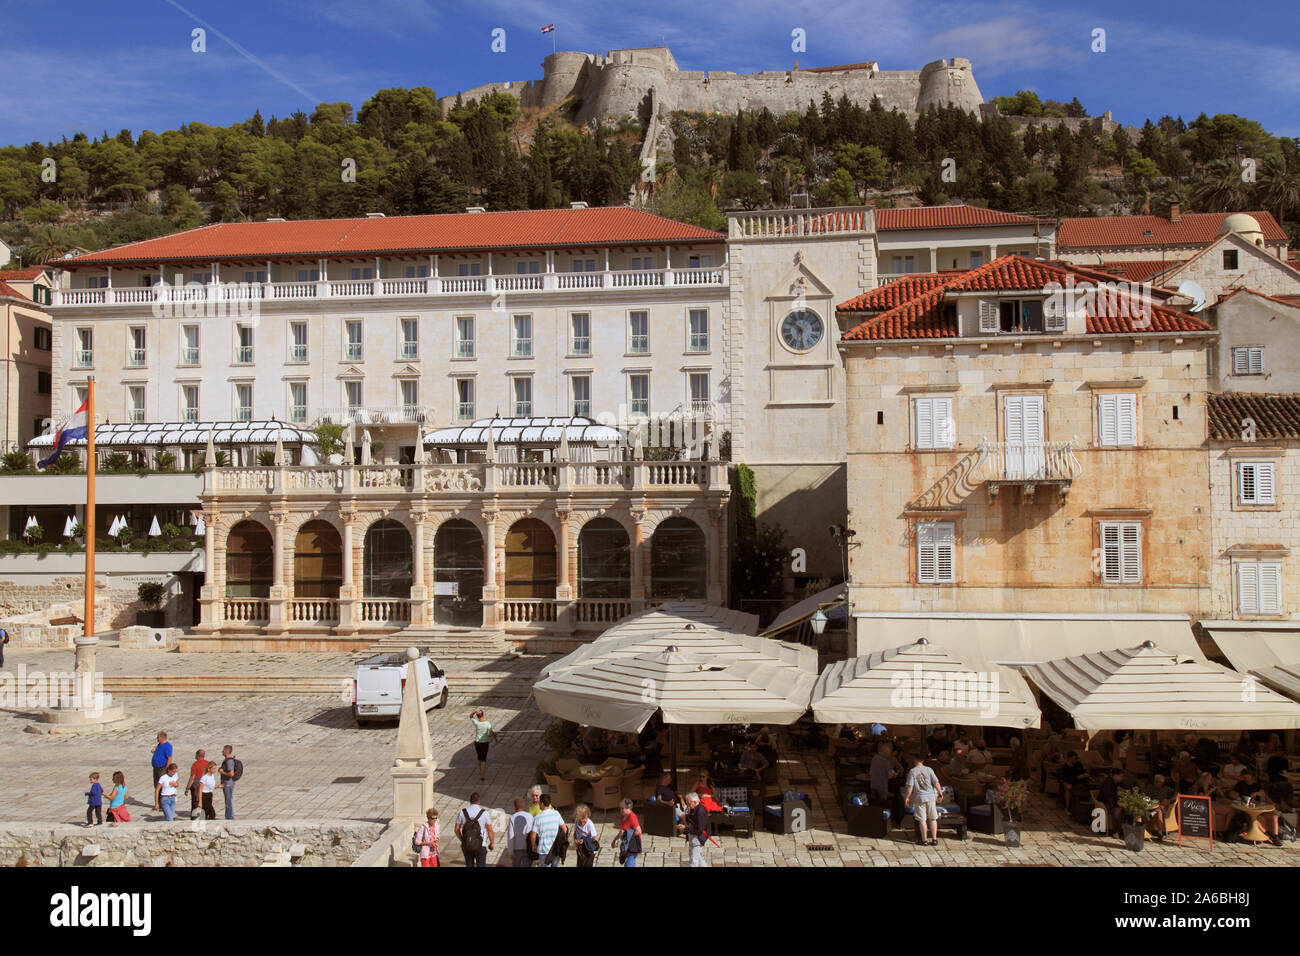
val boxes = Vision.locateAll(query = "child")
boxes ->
[85,772,103,826]
[106,772,129,825]
[199,762,218,820]
[417,808,439,867]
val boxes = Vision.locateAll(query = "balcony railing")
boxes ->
[456,340,475,359]
[128,408,146,423]
[358,598,411,625]
[513,340,532,357]
[318,404,431,425]
[224,597,269,623]
[75,350,93,368]
[235,406,253,422]
[571,336,590,355]
[345,343,363,361]
[128,348,146,366]
[289,405,308,424]
[400,342,419,360]
[501,599,558,624]
[728,206,872,240]
[52,267,729,309]
[290,344,308,362]
[291,598,339,624]
[456,403,474,420]
[235,346,253,364]
[182,347,200,365]
[688,334,709,352]
[630,335,649,353]
[183,408,200,423]
[977,440,1082,494]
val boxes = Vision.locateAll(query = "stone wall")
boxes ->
[0,821,384,867]
[0,576,143,634]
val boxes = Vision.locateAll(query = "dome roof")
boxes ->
[1218,213,1264,237]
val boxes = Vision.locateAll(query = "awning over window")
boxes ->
[1199,622,1300,673]
[851,613,1204,666]
[28,421,312,449]
[424,416,623,447]
[762,584,847,638]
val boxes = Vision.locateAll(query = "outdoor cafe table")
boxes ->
[1232,802,1276,844]
[575,764,618,782]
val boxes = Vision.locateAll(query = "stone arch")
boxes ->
[363,518,413,598]
[650,514,707,600]
[577,516,631,599]
[433,518,485,627]
[492,508,560,550]
[225,518,273,598]
[503,516,557,599]
[293,519,343,598]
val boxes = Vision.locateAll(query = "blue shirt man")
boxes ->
[151,732,173,784]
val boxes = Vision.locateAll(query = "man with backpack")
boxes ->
[219,745,242,820]
[454,792,494,866]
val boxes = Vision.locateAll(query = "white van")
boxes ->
[353,653,449,725]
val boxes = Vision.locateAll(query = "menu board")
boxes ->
[1177,794,1213,846]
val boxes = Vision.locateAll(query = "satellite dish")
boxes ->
[1177,280,1208,312]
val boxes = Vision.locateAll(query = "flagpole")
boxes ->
[84,377,94,639]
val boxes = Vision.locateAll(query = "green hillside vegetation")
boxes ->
[1,85,1297,264]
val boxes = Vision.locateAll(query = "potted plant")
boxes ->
[1,450,32,473]
[136,581,167,627]
[313,422,345,464]
[1117,787,1156,852]
[154,451,176,472]
[257,450,277,467]
[995,777,1029,847]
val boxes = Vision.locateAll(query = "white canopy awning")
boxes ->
[533,645,816,732]
[1251,663,1300,704]
[762,584,847,638]
[852,613,1204,666]
[811,639,1041,728]
[542,625,815,679]
[424,416,623,446]
[1023,642,1300,731]
[1199,621,1300,673]
[28,421,312,449]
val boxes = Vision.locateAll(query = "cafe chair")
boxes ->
[556,758,581,778]
[640,798,677,838]
[967,802,1006,836]
[544,774,576,809]
[591,778,624,817]
[844,795,891,838]
[620,768,645,800]
[603,757,630,775]
[762,790,812,834]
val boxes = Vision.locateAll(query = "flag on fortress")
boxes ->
[541,23,554,33]
[38,399,88,469]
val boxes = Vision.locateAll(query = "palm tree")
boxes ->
[1259,155,1300,231]
[27,226,68,264]
[1193,158,1252,212]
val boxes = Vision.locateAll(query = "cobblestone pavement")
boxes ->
[1,666,1297,865]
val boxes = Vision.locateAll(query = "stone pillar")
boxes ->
[267,511,289,634]
[198,510,219,630]
[391,651,436,824]
[337,509,358,634]
[929,245,940,271]
[409,511,427,628]
[481,507,499,630]
[555,506,573,633]
[630,507,647,611]
[706,504,724,605]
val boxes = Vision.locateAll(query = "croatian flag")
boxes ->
[38,399,88,469]
[541,23,554,33]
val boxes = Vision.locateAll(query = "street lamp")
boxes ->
[809,608,828,636]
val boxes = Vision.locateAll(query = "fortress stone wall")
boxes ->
[439,47,984,123]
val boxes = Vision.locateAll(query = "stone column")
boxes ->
[391,651,436,823]
[481,507,499,630]
[409,510,427,628]
[337,509,358,635]
[630,507,646,611]
[266,510,289,634]
[555,506,573,633]
[198,510,219,631]
[706,504,724,605]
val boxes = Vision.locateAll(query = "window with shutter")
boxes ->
[915,397,953,450]
[1259,563,1283,614]
[917,522,955,584]
[1044,297,1067,332]
[1098,393,1137,446]
[978,300,998,333]
[1100,522,1141,584]
[1238,562,1260,614]
[1238,462,1276,505]
[1233,346,1265,375]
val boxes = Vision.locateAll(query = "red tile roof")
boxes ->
[58,207,725,267]
[1102,259,1185,283]
[1216,288,1300,310]
[875,204,1043,231]
[1208,394,1300,441]
[0,281,30,301]
[837,273,953,312]
[0,266,48,280]
[839,255,1213,340]
[1058,211,1287,249]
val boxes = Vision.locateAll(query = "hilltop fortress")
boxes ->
[438,47,984,124]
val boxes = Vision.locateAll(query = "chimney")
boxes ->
[569,201,588,210]
[465,206,486,214]
[1169,203,1181,223]
[366,212,385,218]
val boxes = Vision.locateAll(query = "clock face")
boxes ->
[781,309,824,352]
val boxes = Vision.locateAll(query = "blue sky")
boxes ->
[2,0,1297,145]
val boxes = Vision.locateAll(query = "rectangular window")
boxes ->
[515,261,540,274]
[127,386,145,423]
[87,276,109,289]
[1238,561,1284,615]
[1223,249,1240,270]
[400,319,419,359]
[235,384,253,422]
[999,299,1044,334]
[244,270,267,283]
[1237,461,1277,505]
[512,314,532,357]
[914,397,954,450]
[344,320,363,361]
[182,385,199,423]
[290,322,308,362]
[629,311,649,353]
[687,255,714,269]
[630,374,649,417]
[126,327,146,367]
[514,377,533,417]
[349,267,374,280]
[289,383,307,424]
[457,263,482,277]
[571,259,597,272]
[296,269,321,282]
[404,265,429,278]
[189,273,209,285]
[400,379,419,416]
[630,256,654,271]
[571,313,591,355]
[38,370,51,394]
[456,379,474,420]
[75,328,93,367]
[969,251,984,268]
[345,381,363,413]
[1099,522,1142,584]
[688,309,709,352]
[181,325,199,365]
[689,372,710,412]
[33,327,51,350]
[916,521,955,584]
[1097,393,1138,447]
[1232,346,1265,375]
[235,325,253,364]
[455,316,475,358]
[571,375,591,418]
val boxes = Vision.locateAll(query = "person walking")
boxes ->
[573,805,599,867]
[150,731,173,787]
[469,710,500,782]
[454,792,493,867]
[154,763,179,821]
[218,745,238,820]
[84,772,104,827]
[185,749,207,818]
[869,742,897,805]
[105,772,129,825]
[508,796,535,867]
[678,792,710,867]
[526,785,543,815]
[613,798,643,867]
[904,754,942,847]
[0,625,9,668]
[198,762,218,820]
[416,808,440,867]
[531,794,567,867]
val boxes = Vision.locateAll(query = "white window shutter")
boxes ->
[1116,394,1137,446]
[935,522,955,582]
[1233,348,1248,375]
[935,397,953,448]
[1005,396,1024,443]
[978,300,998,333]
[1120,524,1141,583]
[917,524,936,582]
[1250,347,1264,374]
[1238,563,1260,615]
[1101,524,1120,582]
[1023,396,1044,442]
[1258,462,1276,504]
[1239,463,1258,504]
[1044,297,1067,332]
[916,399,934,449]
[1098,394,1118,446]
[1260,563,1283,614]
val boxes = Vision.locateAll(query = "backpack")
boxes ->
[230,758,244,782]
[460,807,486,857]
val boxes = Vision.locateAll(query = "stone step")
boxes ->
[102,673,536,697]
